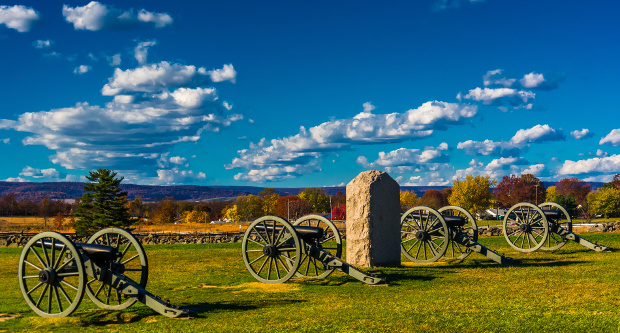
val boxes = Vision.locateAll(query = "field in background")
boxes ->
[0,217,347,234]
[1,234,620,332]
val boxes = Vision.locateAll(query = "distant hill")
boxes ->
[0,181,606,202]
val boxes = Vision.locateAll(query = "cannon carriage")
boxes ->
[401,205,518,265]
[502,202,611,253]
[18,227,188,318]
[242,215,385,285]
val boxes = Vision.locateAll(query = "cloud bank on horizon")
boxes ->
[1,1,619,186]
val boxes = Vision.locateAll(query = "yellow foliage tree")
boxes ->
[262,193,279,215]
[184,210,208,223]
[448,175,497,215]
[225,205,241,224]
[546,186,558,203]
[400,190,419,210]
[590,186,620,219]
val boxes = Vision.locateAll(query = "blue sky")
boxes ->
[1,0,619,187]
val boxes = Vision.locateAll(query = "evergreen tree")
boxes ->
[74,169,133,236]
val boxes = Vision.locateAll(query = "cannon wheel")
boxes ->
[292,215,342,279]
[242,216,302,284]
[401,206,450,263]
[502,202,549,252]
[438,205,478,260]
[85,227,148,310]
[538,202,572,251]
[18,232,86,318]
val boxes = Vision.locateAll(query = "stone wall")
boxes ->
[0,232,245,247]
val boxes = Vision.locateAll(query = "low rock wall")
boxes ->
[0,232,246,247]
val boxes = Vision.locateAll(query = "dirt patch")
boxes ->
[0,313,20,322]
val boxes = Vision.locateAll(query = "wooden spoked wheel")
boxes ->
[85,227,148,310]
[538,202,572,251]
[502,203,549,252]
[401,206,450,263]
[438,205,478,260]
[292,215,342,279]
[18,232,86,318]
[242,216,301,284]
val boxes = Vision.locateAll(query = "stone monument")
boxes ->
[346,170,400,267]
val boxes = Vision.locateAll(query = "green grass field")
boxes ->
[2,234,620,332]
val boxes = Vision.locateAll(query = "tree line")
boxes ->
[3,168,620,236]
[399,173,620,221]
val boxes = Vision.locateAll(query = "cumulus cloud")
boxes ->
[600,129,620,146]
[19,166,60,179]
[454,157,529,180]
[357,143,449,173]
[229,101,477,182]
[101,61,214,95]
[2,138,9,144]
[458,124,565,157]
[206,64,237,83]
[571,128,593,140]
[134,40,157,65]
[62,1,172,31]
[519,72,545,88]
[461,69,563,111]
[33,39,53,49]
[73,65,92,74]
[558,154,620,176]
[0,5,39,32]
[0,60,242,184]
[463,87,534,111]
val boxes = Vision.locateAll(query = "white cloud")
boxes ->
[207,64,237,83]
[600,129,620,146]
[0,60,242,184]
[229,101,477,182]
[596,149,608,158]
[463,87,535,110]
[454,157,529,180]
[483,69,515,87]
[558,154,620,176]
[73,65,92,74]
[62,1,172,31]
[33,39,53,49]
[571,128,593,140]
[519,72,546,88]
[4,177,26,182]
[108,53,121,66]
[522,164,546,176]
[101,61,209,95]
[458,124,565,157]
[0,5,39,32]
[2,138,9,144]
[134,40,157,65]
[357,143,449,171]
[19,166,60,179]
[363,102,376,112]
[510,124,565,145]
[169,156,187,165]
[137,9,173,28]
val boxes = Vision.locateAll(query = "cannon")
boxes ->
[401,205,518,265]
[241,215,385,285]
[502,202,611,253]
[17,227,188,318]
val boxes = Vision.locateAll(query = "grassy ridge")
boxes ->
[2,234,620,332]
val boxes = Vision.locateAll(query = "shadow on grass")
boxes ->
[185,299,306,317]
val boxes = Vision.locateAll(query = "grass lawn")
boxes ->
[1,233,620,332]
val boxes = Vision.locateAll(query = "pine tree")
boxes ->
[74,169,133,236]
